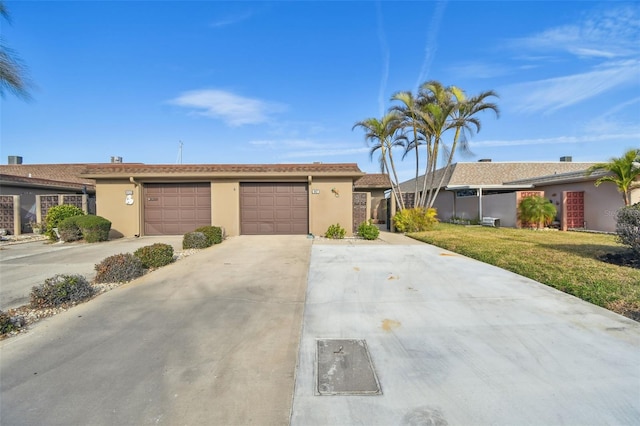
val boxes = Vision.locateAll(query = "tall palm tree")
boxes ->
[427,86,499,208]
[353,112,406,210]
[390,90,423,205]
[0,1,31,99]
[587,148,640,206]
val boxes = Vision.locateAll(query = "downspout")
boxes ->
[307,175,312,236]
[130,177,141,237]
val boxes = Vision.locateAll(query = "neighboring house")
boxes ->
[0,161,96,234]
[80,163,364,238]
[398,159,636,233]
[354,174,391,228]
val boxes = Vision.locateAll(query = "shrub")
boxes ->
[393,207,439,232]
[183,231,209,249]
[325,223,346,239]
[518,195,557,229]
[44,205,85,240]
[75,215,111,243]
[616,203,640,255]
[358,220,380,240]
[57,216,83,242]
[30,274,95,309]
[194,225,223,246]
[94,253,145,283]
[0,310,19,334]
[134,243,174,268]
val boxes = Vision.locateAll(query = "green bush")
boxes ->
[0,310,20,334]
[30,274,95,309]
[194,226,223,246]
[393,207,439,232]
[358,220,380,240]
[616,203,640,255]
[134,243,174,268]
[517,195,557,229]
[57,216,83,242]
[94,253,145,283]
[44,204,85,240]
[183,231,209,249]
[75,215,111,243]
[325,223,346,239]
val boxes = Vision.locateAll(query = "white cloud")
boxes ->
[505,59,639,113]
[513,5,640,59]
[247,138,369,159]
[471,132,640,148]
[170,89,286,126]
[210,11,254,28]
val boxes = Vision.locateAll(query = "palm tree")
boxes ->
[390,90,423,205]
[518,195,557,229]
[587,148,640,206]
[353,111,406,210]
[0,1,31,99]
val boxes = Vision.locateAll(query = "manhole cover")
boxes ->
[316,339,382,396]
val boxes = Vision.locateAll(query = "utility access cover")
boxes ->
[316,339,382,396]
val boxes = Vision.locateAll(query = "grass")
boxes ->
[408,224,640,321]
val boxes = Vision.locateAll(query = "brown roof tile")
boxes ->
[81,163,363,177]
[0,173,95,192]
[354,174,392,189]
[0,164,98,186]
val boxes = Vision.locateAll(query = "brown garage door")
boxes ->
[240,183,308,235]
[144,183,211,235]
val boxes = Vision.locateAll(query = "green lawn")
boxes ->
[408,224,640,321]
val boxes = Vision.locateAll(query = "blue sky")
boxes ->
[2,1,639,182]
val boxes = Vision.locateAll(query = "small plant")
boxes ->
[325,223,346,239]
[393,207,439,232]
[358,220,380,240]
[75,215,111,242]
[183,231,209,249]
[30,274,95,309]
[57,216,83,242]
[94,253,145,283]
[616,203,640,255]
[518,195,557,229]
[134,243,175,268]
[194,225,224,246]
[44,204,85,240]
[0,310,20,334]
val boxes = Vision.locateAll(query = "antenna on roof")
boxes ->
[177,141,183,164]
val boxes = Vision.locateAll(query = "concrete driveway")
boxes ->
[0,235,311,425]
[1,233,639,425]
[0,236,184,310]
[291,241,640,425]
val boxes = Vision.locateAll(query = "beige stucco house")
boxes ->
[80,163,364,238]
[399,160,638,233]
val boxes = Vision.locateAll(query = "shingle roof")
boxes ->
[399,162,598,191]
[0,164,98,187]
[80,163,363,178]
[0,173,94,192]
[354,174,392,189]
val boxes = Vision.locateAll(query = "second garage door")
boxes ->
[144,183,211,235]
[240,183,308,235]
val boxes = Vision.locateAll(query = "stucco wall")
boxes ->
[537,182,623,233]
[95,179,140,238]
[211,180,239,237]
[432,191,455,220]
[309,177,354,236]
[483,192,518,227]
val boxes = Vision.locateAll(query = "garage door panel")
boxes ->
[144,183,211,235]
[240,183,308,235]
